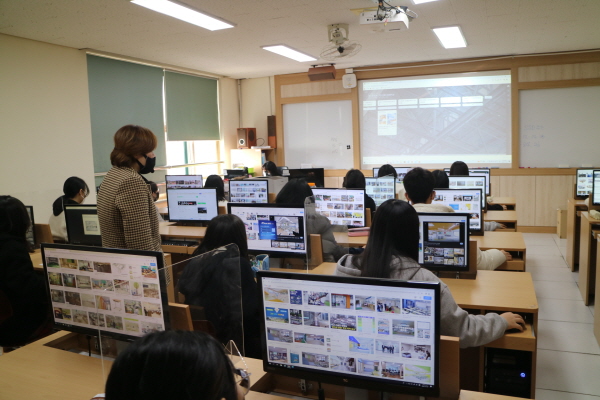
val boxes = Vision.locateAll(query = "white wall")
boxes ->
[240,76,275,146]
[0,34,96,223]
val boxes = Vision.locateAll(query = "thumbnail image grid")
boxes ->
[314,192,365,226]
[234,210,305,252]
[230,182,268,203]
[366,178,395,207]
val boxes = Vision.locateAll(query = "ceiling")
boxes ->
[1,0,599,79]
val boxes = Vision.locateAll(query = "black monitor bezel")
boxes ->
[166,187,219,222]
[575,168,597,199]
[25,205,37,248]
[592,170,600,206]
[64,204,102,247]
[447,175,487,212]
[228,179,270,203]
[256,270,441,397]
[311,187,367,228]
[417,212,471,272]
[227,202,308,258]
[165,174,204,189]
[432,188,484,236]
[41,243,170,343]
[287,168,325,188]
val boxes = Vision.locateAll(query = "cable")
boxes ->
[87,335,92,357]
[317,381,325,400]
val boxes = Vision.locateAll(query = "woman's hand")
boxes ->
[501,312,525,331]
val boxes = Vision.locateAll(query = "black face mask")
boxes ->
[137,156,156,174]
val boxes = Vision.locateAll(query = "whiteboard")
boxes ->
[283,100,353,169]
[520,86,600,168]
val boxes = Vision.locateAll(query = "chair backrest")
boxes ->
[168,302,193,331]
[0,290,14,325]
[34,224,54,245]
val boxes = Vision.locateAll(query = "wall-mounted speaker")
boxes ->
[267,115,277,148]
[237,128,257,148]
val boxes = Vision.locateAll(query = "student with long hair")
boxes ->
[343,169,376,214]
[204,174,227,206]
[335,199,525,348]
[0,195,51,346]
[48,176,90,241]
[449,161,469,176]
[262,161,281,176]
[105,330,246,400]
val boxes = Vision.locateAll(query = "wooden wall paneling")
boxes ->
[280,81,350,98]
[497,176,536,226]
[490,175,500,197]
[324,177,339,188]
[519,62,600,82]
[534,175,575,226]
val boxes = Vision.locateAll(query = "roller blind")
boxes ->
[87,55,166,173]
[164,71,220,141]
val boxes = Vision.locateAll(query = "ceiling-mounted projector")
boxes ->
[360,10,409,32]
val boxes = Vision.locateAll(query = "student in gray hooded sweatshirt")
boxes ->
[335,199,525,348]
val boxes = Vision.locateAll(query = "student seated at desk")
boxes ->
[262,160,282,177]
[147,181,164,222]
[432,169,449,189]
[0,196,52,347]
[404,167,511,270]
[105,330,247,400]
[449,160,507,217]
[48,176,89,242]
[204,174,228,207]
[335,199,525,348]
[343,169,376,214]
[179,214,260,358]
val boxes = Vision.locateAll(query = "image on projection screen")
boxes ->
[359,71,512,168]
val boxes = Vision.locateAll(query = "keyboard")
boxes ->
[161,240,199,247]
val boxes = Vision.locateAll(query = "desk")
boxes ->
[578,212,600,305]
[566,198,588,270]
[484,211,517,232]
[333,231,368,247]
[595,235,600,346]
[488,197,516,210]
[472,232,526,271]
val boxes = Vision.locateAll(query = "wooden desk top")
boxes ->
[488,197,515,205]
[484,210,517,223]
[472,231,525,251]
[568,198,588,208]
[581,211,600,225]
[30,248,43,271]
[333,231,368,247]
[159,223,207,239]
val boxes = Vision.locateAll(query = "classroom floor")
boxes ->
[524,233,599,399]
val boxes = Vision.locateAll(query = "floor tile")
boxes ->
[534,280,582,300]
[537,320,600,354]
[522,234,558,246]
[538,298,594,323]
[590,304,595,316]
[537,349,600,396]
[526,245,564,257]
[535,389,600,400]
[528,266,577,282]
[526,255,569,269]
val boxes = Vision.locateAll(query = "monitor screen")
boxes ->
[288,168,325,188]
[64,205,102,246]
[444,168,490,196]
[447,176,487,210]
[417,212,470,272]
[432,189,483,235]
[576,168,596,197]
[229,180,269,203]
[365,177,397,208]
[593,170,600,206]
[167,188,219,222]
[373,167,413,183]
[312,188,366,227]
[165,175,203,189]
[42,243,170,342]
[227,203,307,257]
[25,205,36,248]
[257,271,440,397]
[225,169,247,179]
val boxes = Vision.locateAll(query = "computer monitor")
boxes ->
[365,177,396,208]
[312,188,366,227]
[444,168,491,196]
[592,170,600,206]
[447,176,487,210]
[257,270,440,397]
[25,205,36,248]
[227,203,307,258]
[167,188,219,223]
[432,189,484,235]
[279,166,290,176]
[417,212,470,272]
[229,179,269,203]
[373,167,414,183]
[576,168,596,198]
[165,174,203,189]
[288,168,325,188]
[225,169,248,179]
[42,243,170,342]
[64,205,102,246]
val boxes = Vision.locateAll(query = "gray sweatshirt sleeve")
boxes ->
[476,248,507,270]
[484,221,500,231]
[440,283,508,348]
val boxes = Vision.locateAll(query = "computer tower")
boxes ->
[237,128,257,148]
[484,348,532,398]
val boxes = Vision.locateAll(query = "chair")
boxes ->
[34,224,53,246]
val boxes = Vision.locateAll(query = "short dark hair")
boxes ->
[449,161,469,176]
[110,125,157,168]
[262,161,281,176]
[147,181,159,194]
[344,169,366,189]
[204,175,225,201]
[63,176,89,198]
[403,167,435,204]
[0,196,32,249]
[377,164,397,179]
[275,178,313,205]
[105,330,237,400]
[352,199,420,278]
[193,214,248,259]
[432,170,449,189]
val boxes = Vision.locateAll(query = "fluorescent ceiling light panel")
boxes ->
[131,0,234,31]
[262,45,317,62]
[433,26,467,48]
[412,0,440,4]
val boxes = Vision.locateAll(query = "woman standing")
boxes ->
[97,125,161,251]
[48,176,89,242]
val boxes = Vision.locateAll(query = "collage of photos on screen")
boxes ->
[166,176,203,189]
[432,193,480,228]
[366,179,396,206]
[576,170,594,196]
[230,182,268,203]
[262,285,434,384]
[45,254,165,337]
[314,193,364,227]
[236,210,305,251]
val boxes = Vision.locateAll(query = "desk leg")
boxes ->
[595,238,600,346]
[578,222,593,305]
[566,204,578,270]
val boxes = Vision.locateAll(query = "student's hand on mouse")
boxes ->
[501,250,512,261]
[501,312,525,331]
